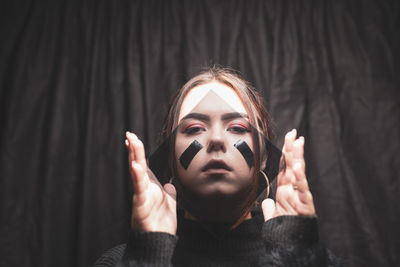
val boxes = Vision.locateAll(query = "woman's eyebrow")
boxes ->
[180,113,210,122]
[180,112,248,123]
[221,112,248,121]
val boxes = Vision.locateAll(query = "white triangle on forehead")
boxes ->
[178,82,247,121]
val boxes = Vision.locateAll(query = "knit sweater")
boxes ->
[94,211,342,267]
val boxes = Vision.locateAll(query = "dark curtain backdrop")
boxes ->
[0,0,399,266]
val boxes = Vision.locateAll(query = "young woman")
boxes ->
[95,67,341,267]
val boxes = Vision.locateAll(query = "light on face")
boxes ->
[178,82,248,122]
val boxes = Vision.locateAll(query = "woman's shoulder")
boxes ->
[93,244,126,267]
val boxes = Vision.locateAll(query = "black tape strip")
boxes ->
[179,140,203,170]
[263,138,282,182]
[234,139,254,168]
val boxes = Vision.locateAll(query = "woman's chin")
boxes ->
[193,183,241,199]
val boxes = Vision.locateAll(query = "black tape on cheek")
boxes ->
[234,139,254,168]
[179,140,203,170]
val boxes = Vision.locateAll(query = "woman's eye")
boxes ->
[183,127,204,135]
[228,125,250,134]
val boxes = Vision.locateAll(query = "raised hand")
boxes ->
[125,132,177,235]
[262,129,315,221]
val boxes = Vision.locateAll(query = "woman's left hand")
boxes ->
[262,129,316,221]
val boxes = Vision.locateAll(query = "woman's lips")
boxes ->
[202,160,232,174]
[203,168,230,174]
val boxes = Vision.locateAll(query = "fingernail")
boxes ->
[287,129,295,138]
[295,137,304,146]
[125,139,129,146]
[130,132,138,140]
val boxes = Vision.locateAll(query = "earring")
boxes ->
[168,177,175,184]
[259,170,270,198]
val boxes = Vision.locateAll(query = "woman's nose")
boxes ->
[206,128,226,153]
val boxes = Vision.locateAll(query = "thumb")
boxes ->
[262,198,276,222]
[164,183,177,200]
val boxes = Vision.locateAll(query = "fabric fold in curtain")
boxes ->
[0,1,399,266]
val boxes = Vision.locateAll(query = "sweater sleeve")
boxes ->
[116,230,178,267]
[259,215,344,267]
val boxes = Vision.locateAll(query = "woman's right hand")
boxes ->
[125,132,177,235]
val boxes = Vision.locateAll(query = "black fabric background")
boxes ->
[0,1,399,266]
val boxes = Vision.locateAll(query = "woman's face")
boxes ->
[174,82,255,200]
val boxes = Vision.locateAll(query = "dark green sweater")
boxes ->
[94,212,342,267]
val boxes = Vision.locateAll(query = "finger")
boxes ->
[292,137,306,187]
[282,129,297,169]
[277,130,295,185]
[292,165,315,215]
[262,198,276,221]
[126,132,138,163]
[126,132,147,170]
[283,129,297,153]
[125,138,129,148]
[277,167,296,186]
[292,136,305,163]
[125,138,134,174]
[131,161,149,196]
[131,136,147,170]
[164,183,177,200]
[293,162,310,194]
[126,133,138,179]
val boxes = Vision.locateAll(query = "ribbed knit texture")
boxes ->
[93,213,342,267]
[172,212,265,266]
[262,215,319,248]
[124,230,178,265]
[94,244,126,267]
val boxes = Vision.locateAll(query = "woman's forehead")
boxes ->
[178,82,247,122]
